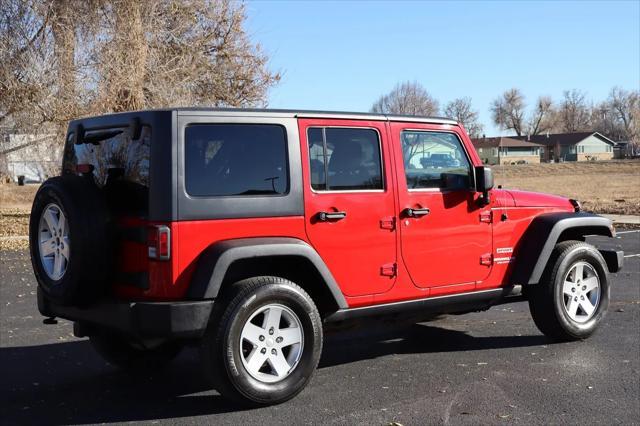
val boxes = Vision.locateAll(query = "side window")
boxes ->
[307,127,383,191]
[401,131,472,190]
[185,124,288,197]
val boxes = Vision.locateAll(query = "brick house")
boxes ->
[514,132,615,162]
[471,137,543,165]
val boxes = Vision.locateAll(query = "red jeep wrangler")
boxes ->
[31,109,623,405]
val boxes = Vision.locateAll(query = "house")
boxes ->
[471,136,543,165]
[0,133,60,183]
[513,132,615,162]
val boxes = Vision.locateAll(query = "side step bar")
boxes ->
[324,286,524,324]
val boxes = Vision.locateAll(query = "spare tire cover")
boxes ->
[29,175,111,305]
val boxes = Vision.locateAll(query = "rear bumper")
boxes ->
[38,288,213,339]
[599,249,624,273]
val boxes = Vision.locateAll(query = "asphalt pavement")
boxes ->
[1,233,639,425]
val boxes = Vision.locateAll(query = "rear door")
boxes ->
[390,122,492,293]
[299,118,397,297]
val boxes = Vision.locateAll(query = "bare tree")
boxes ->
[1,0,281,142]
[0,0,53,129]
[527,96,555,135]
[50,0,78,122]
[558,89,591,133]
[94,0,281,113]
[443,97,483,138]
[490,88,526,136]
[590,101,624,141]
[371,81,439,116]
[608,87,639,144]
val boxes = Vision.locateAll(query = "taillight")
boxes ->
[76,164,94,174]
[148,225,171,260]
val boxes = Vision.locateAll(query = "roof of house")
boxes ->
[471,136,543,148]
[511,132,615,146]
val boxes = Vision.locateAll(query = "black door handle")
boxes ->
[403,207,430,218]
[317,211,347,221]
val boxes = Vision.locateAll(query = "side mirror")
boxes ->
[474,166,494,205]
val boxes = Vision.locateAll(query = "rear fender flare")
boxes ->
[511,212,614,285]
[187,237,348,309]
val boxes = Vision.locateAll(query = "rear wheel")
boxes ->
[528,240,610,341]
[200,276,323,406]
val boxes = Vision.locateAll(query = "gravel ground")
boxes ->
[1,233,639,425]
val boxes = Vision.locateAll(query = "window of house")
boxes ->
[185,124,288,197]
[307,127,383,191]
[401,131,472,190]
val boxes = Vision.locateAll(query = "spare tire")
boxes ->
[29,175,111,305]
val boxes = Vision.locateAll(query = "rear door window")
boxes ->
[185,124,288,197]
[307,127,383,191]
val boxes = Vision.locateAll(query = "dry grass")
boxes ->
[0,184,39,211]
[0,160,638,247]
[494,160,640,215]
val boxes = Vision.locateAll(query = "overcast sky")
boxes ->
[245,0,640,136]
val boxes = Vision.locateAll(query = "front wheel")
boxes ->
[200,276,323,406]
[528,240,610,341]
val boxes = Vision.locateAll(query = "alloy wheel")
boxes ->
[38,203,70,281]
[562,261,600,323]
[239,304,304,383]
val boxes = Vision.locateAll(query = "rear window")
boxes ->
[62,125,151,216]
[308,127,383,191]
[67,125,151,188]
[185,124,289,197]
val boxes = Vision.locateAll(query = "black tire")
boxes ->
[90,331,182,371]
[29,176,111,305]
[528,240,610,342]
[200,276,323,406]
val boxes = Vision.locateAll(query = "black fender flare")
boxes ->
[510,212,615,285]
[186,237,348,309]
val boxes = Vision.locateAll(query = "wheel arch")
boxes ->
[187,237,348,315]
[510,212,615,286]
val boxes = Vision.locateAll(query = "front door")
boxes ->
[299,119,397,297]
[389,123,492,292]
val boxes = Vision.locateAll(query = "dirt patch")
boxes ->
[494,160,640,215]
[1,184,37,250]
[0,210,30,251]
[0,210,30,236]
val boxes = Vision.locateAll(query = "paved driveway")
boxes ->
[1,233,639,425]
